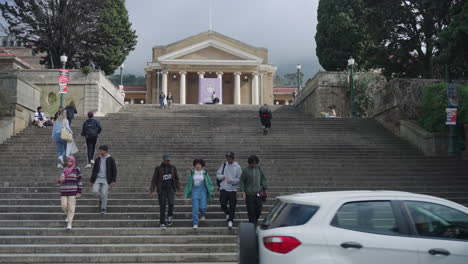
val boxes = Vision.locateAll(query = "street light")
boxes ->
[296,64,302,91]
[348,57,356,118]
[59,55,68,107]
[119,63,124,86]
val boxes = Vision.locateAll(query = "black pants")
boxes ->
[158,188,175,224]
[85,137,98,163]
[261,118,271,129]
[220,190,237,221]
[245,195,263,225]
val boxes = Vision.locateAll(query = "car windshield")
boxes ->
[261,200,319,230]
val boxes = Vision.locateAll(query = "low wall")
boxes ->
[400,120,449,156]
[0,76,40,144]
[294,72,350,117]
[14,69,124,117]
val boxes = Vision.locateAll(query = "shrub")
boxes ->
[82,66,92,75]
[419,83,468,132]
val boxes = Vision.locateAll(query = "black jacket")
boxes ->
[81,118,102,138]
[150,163,180,193]
[90,156,117,184]
[65,106,77,120]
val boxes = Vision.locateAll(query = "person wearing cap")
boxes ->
[150,154,180,228]
[90,145,117,214]
[216,152,241,229]
[81,112,102,168]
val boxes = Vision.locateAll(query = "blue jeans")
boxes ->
[92,182,109,210]
[191,184,208,226]
[56,139,67,159]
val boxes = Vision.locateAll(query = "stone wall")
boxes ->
[0,75,41,144]
[294,72,350,117]
[14,69,124,117]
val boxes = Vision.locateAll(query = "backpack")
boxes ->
[217,162,227,190]
[85,119,99,138]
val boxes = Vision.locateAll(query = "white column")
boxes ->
[216,72,223,104]
[234,72,241,104]
[252,72,259,105]
[162,71,168,104]
[198,71,205,79]
[179,71,186,104]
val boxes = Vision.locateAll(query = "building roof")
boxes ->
[273,87,298,94]
[0,49,36,70]
[120,85,146,92]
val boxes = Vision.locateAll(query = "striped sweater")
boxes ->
[60,167,82,196]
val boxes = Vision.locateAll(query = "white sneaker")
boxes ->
[228,221,233,229]
[200,216,206,221]
[66,222,72,230]
[57,163,63,169]
[65,217,68,222]
[226,214,229,220]
[193,225,198,229]
[58,156,64,164]
[90,160,95,164]
[85,163,91,168]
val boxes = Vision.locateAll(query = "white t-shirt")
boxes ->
[193,171,204,186]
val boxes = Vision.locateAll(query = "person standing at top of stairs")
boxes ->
[150,154,181,228]
[259,104,272,135]
[90,145,117,214]
[159,92,166,108]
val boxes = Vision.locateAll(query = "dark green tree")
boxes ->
[436,1,468,78]
[0,0,137,74]
[94,0,137,75]
[283,72,304,86]
[364,0,463,79]
[108,74,145,86]
[315,0,373,71]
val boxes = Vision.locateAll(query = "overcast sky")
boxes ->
[124,0,322,80]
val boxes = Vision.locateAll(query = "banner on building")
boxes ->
[59,83,68,94]
[58,69,70,83]
[198,78,222,104]
[446,108,457,125]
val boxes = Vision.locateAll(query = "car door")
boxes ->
[326,200,419,264]
[402,200,468,264]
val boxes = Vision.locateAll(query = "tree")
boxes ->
[315,0,374,71]
[365,0,463,79]
[94,0,137,75]
[283,72,304,86]
[436,1,468,78]
[0,0,137,74]
[108,74,145,86]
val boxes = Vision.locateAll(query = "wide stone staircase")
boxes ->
[0,104,466,263]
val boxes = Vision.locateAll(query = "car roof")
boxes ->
[277,190,458,207]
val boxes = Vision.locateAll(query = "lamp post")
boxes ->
[119,63,124,86]
[296,64,302,91]
[348,57,356,118]
[59,54,68,108]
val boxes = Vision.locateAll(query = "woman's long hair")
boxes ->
[57,110,67,121]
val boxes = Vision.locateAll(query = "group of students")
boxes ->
[33,102,77,128]
[150,152,267,229]
[56,149,267,230]
[159,92,174,108]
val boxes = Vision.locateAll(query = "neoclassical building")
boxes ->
[145,31,277,104]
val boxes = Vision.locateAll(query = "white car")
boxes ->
[239,191,468,264]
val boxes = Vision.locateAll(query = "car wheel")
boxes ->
[238,222,259,264]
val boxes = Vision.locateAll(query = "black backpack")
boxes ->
[85,119,99,138]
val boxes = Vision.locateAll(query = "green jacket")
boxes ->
[183,169,215,200]
[240,166,267,195]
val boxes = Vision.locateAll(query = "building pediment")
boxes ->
[158,40,263,66]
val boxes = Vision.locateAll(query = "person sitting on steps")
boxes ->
[321,106,337,118]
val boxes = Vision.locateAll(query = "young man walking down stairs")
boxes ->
[150,154,180,228]
[240,155,267,225]
[90,145,117,214]
[216,152,242,229]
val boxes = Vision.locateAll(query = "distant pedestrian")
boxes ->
[33,106,52,127]
[65,101,78,125]
[81,112,102,168]
[167,93,173,108]
[184,159,214,229]
[53,106,64,122]
[240,155,267,225]
[57,155,82,230]
[52,110,73,168]
[212,91,219,104]
[259,104,272,135]
[150,154,181,228]
[159,92,166,108]
[292,91,297,104]
[216,152,241,229]
[90,145,117,214]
